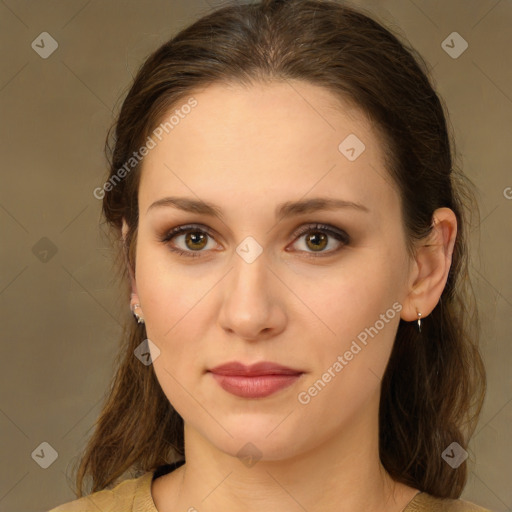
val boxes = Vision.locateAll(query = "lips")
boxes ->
[208,361,303,376]
[208,361,304,398]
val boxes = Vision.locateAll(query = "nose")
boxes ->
[217,252,287,341]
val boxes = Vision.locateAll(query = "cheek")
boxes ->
[295,263,400,397]
[133,259,199,391]
[135,244,208,333]
[292,257,398,342]
[296,311,398,429]
[136,254,207,416]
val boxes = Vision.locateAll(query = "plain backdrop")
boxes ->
[0,1,511,511]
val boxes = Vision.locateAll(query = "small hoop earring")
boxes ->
[417,311,422,333]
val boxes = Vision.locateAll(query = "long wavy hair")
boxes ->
[72,0,486,499]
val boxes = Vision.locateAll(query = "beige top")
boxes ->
[48,470,492,512]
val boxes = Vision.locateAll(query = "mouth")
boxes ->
[207,361,304,398]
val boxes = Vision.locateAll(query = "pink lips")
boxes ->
[208,361,304,399]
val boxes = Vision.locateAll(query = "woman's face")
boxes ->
[130,80,415,460]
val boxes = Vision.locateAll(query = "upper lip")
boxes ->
[208,361,303,376]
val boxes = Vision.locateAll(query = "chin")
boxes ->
[204,421,307,463]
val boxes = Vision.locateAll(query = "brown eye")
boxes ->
[304,231,328,252]
[183,231,208,251]
[161,224,217,258]
[289,223,350,257]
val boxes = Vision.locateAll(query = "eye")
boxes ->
[160,224,218,258]
[160,222,350,259]
[287,223,350,258]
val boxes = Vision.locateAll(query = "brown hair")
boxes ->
[73,0,486,499]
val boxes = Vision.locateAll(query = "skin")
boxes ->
[123,80,457,512]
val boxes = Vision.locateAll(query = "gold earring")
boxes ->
[417,311,422,333]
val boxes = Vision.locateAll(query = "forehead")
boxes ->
[138,80,399,221]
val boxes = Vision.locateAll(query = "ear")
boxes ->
[122,218,139,302]
[400,207,458,322]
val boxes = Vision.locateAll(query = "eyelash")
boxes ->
[160,223,350,259]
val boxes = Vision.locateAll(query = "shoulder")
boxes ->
[405,492,493,511]
[47,471,155,512]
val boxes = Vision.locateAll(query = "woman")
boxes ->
[49,0,489,510]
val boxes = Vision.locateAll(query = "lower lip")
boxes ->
[209,372,303,398]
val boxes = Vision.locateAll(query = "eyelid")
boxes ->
[160,223,216,241]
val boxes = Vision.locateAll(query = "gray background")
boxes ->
[0,0,510,510]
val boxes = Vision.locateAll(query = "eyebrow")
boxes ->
[147,196,370,219]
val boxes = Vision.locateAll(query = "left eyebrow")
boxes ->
[276,197,370,219]
[146,196,370,219]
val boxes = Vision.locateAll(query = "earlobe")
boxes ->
[401,207,457,324]
[130,296,145,324]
